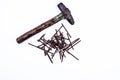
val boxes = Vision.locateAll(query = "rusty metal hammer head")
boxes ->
[58,3,74,25]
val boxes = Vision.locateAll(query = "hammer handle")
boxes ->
[16,13,63,43]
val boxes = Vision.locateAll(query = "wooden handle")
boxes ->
[16,13,63,44]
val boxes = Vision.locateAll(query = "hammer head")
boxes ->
[58,3,75,25]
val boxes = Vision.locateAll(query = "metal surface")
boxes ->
[58,3,74,25]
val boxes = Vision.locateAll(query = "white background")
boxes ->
[1,0,120,80]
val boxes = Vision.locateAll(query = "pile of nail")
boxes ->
[29,24,81,63]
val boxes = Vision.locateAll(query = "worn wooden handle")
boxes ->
[16,13,63,44]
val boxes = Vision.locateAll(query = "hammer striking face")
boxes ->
[16,2,74,44]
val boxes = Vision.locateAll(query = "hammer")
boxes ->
[16,2,74,44]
